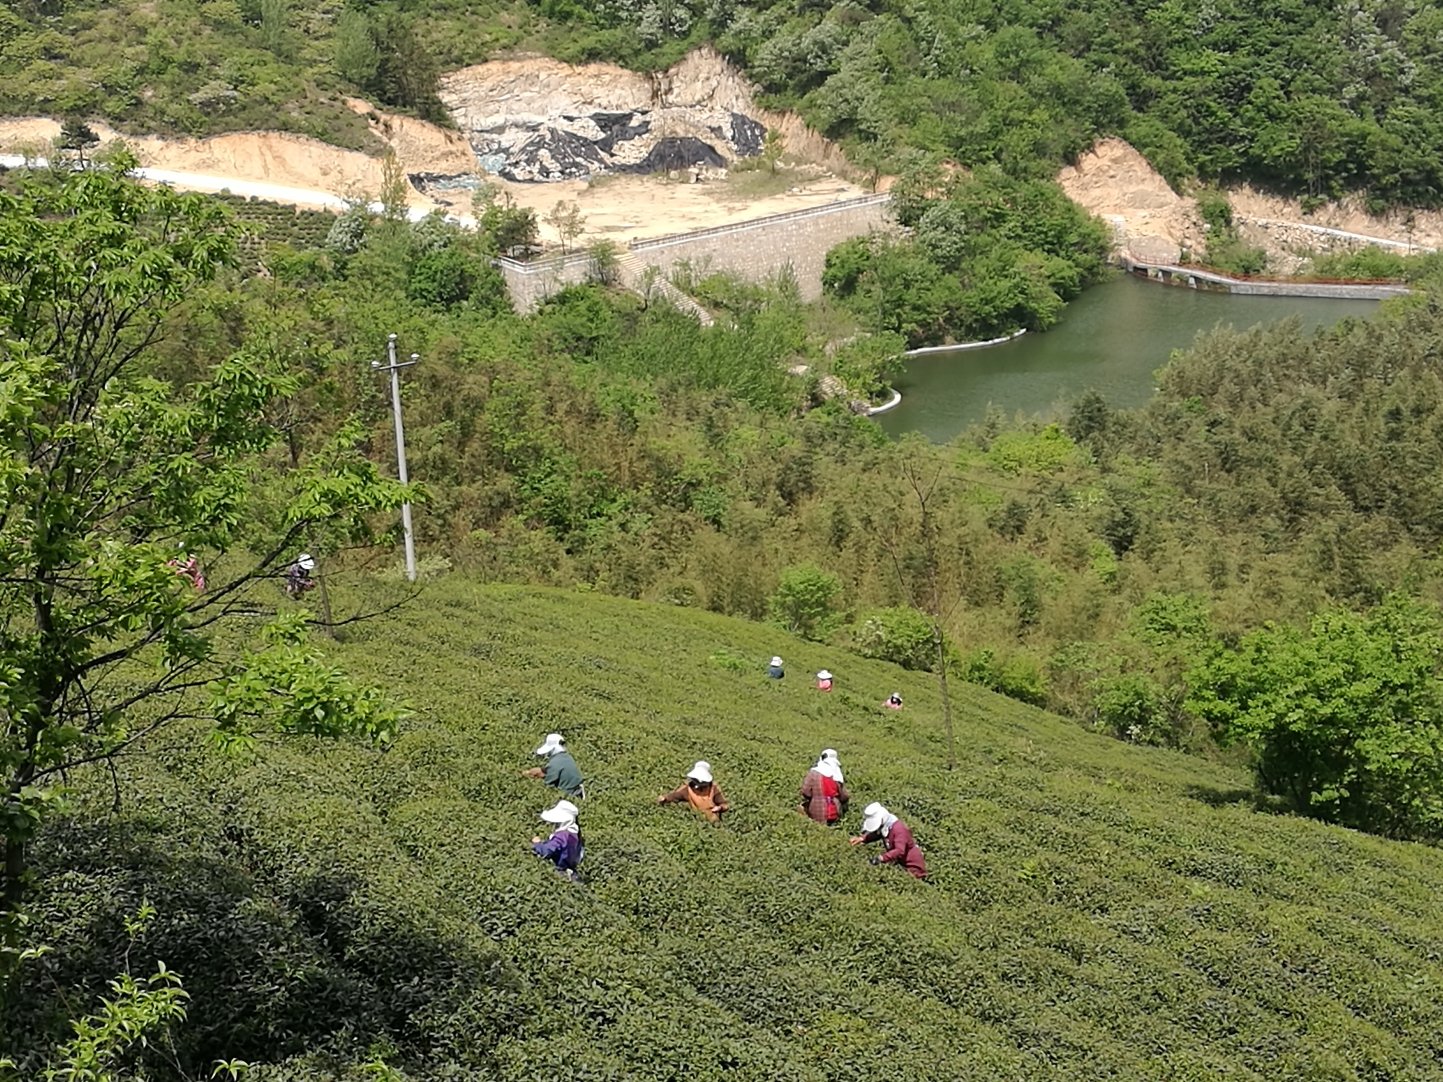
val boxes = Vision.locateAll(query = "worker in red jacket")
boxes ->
[850,801,927,879]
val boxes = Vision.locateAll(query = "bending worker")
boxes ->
[659,760,730,822]
[850,801,927,879]
[798,748,849,826]
[522,732,585,799]
[531,799,583,881]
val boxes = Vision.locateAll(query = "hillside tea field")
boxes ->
[11,582,1443,1080]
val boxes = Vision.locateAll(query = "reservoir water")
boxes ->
[877,273,1384,442]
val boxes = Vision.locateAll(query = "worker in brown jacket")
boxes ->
[797,748,850,826]
[658,760,729,822]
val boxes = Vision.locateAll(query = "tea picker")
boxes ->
[798,748,850,826]
[658,760,730,822]
[523,732,586,800]
[850,802,928,880]
[531,799,584,882]
[285,552,317,599]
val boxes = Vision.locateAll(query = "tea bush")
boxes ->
[6,582,1443,1079]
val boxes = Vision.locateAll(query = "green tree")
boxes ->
[769,564,843,640]
[407,245,476,307]
[546,199,587,253]
[334,9,380,89]
[55,116,98,168]
[258,0,289,58]
[1187,596,1443,839]
[877,444,974,768]
[0,162,406,925]
[371,12,443,121]
[760,127,784,174]
[853,606,936,670]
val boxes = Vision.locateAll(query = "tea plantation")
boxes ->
[11,580,1443,1080]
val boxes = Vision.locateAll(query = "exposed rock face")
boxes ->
[438,49,775,182]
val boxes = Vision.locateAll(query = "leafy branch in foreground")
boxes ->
[0,158,409,927]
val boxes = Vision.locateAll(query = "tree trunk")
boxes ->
[316,559,336,640]
[2,755,37,921]
[934,626,956,771]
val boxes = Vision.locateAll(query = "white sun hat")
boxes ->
[297,553,316,571]
[770,656,784,667]
[540,799,580,824]
[686,760,713,784]
[817,670,833,681]
[860,801,888,834]
[816,748,843,782]
[534,732,566,756]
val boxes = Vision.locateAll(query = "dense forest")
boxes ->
[5,144,1443,1077]
[4,0,1443,207]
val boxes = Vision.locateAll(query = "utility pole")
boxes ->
[373,334,418,582]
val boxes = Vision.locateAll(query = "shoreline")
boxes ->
[903,328,1028,357]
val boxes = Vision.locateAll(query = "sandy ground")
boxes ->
[4,94,1433,259]
[0,116,440,210]
[433,172,867,245]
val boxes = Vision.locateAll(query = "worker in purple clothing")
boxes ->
[531,799,583,881]
[850,801,927,880]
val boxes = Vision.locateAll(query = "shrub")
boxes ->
[768,563,843,640]
[1089,672,1170,745]
[1187,595,1443,839]
[1195,188,1233,232]
[853,606,936,670]
[958,647,1048,706]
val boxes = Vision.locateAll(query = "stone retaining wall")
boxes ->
[495,193,895,312]
[1238,216,1437,257]
[625,194,893,300]
[493,251,597,312]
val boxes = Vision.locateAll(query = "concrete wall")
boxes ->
[494,251,597,313]
[627,194,893,300]
[1123,259,1412,300]
[497,193,895,313]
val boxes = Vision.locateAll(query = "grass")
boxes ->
[715,162,809,202]
[16,578,1443,1079]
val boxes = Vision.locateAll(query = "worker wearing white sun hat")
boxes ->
[850,801,927,879]
[658,759,730,822]
[531,799,584,880]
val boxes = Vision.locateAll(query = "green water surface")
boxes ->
[877,273,1384,442]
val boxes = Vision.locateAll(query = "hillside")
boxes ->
[9,581,1443,1079]
[4,0,1443,206]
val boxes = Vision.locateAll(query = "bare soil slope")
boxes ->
[1059,136,1443,265]
[1056,138,1203,263]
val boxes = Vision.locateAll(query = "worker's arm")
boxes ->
[658,785,688,805]
[879,825,909,864]
[709,783,729,813]
[521,767,544,779]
